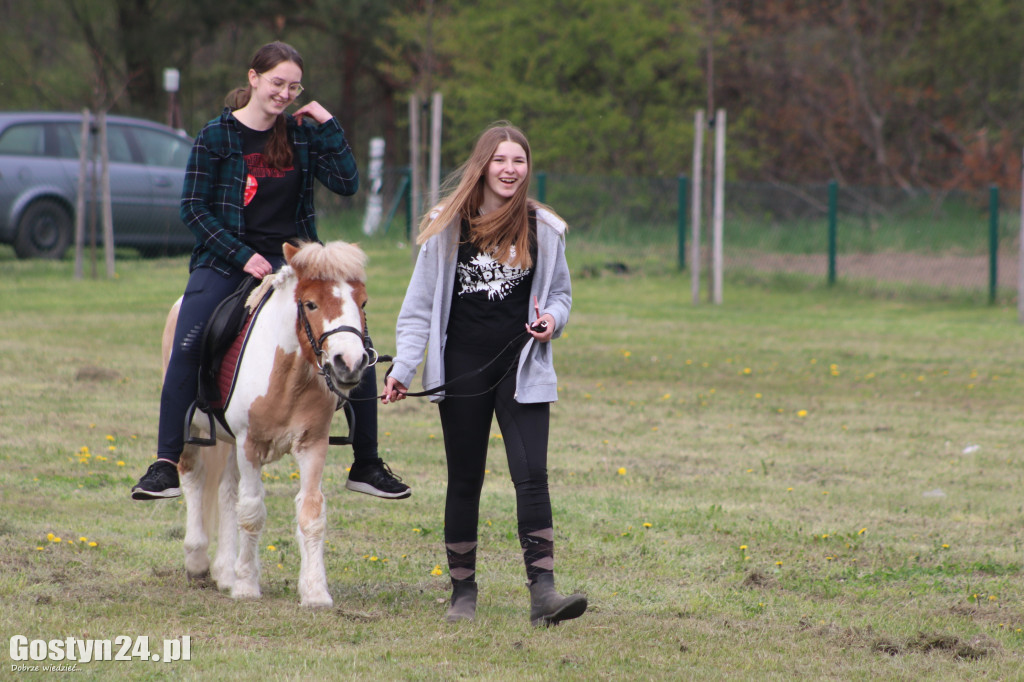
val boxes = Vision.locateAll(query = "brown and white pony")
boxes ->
[163,241,370,607]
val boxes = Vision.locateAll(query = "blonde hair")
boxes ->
[417,122,550,269]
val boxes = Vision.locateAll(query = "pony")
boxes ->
[163,241,371,607]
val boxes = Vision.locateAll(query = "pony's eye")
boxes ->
[305,301,318,311]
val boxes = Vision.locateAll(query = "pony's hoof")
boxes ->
[301,597,334,609]
[231,582,261,600]
[186,570,213,588]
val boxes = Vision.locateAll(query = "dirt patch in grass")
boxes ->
[741,569,778,589]
[870,631,998,660]
[728,250,1019,291]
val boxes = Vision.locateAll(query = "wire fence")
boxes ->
[104,167,1022,303]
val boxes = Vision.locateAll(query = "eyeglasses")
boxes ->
[256,73,304,97]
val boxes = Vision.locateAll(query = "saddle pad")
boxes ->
[211,309,257,411]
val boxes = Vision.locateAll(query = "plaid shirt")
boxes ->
[181,108,359,275]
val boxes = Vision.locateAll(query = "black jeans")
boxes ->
[438,346,552,547]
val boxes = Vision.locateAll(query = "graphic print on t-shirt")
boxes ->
[456,246,530,301]
[243,152,293,207]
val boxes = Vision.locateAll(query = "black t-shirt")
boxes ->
[446,213,538,354]
[238,121,301,257]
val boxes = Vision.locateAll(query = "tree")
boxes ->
[381,0,706,177]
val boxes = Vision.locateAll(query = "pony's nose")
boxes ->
[331,351,368,380]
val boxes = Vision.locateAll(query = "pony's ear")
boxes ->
[283,242,300,264]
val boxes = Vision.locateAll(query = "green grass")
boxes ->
[2,227,1024,679]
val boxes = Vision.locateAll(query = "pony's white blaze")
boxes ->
[171,241,369,609]
[323,280,368,384]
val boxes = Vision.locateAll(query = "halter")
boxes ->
[296,298,379,399]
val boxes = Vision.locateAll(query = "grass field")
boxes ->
[1,227,1024,680]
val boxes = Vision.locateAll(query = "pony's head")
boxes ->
[283,241,370,393]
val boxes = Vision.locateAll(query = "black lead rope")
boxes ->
[345,331,533,402]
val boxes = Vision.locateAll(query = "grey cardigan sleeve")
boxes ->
[390,239,439,389]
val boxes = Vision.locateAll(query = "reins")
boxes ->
[347,331,533,402]
[297,295,534,402]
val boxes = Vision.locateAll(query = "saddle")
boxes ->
[182,275,356,448]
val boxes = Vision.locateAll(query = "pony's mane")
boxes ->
[246,275,276,309]
[288,241,368,283]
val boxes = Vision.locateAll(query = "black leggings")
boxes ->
[438,346,552,547]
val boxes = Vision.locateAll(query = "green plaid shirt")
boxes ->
[181,108,359,275]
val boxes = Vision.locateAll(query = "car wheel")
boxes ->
[14,199,73,259]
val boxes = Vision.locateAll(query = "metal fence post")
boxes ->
[989,185,999,304]
[536,171,547,204]
[678,175,688,271]
[828,180,838,286]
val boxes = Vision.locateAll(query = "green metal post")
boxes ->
[678,175,688,271]
[536,171,547,204]
[989,185,999,304]
[827,180,837,286]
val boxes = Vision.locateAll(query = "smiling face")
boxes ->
[480,140,529,213]
[247,60,303,118]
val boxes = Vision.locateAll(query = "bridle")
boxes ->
[296,298,380,399]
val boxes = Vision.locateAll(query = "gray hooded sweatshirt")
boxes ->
[390,207,571,403]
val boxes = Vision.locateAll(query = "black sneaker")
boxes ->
[346,459,411,499]
[131,461,181,500]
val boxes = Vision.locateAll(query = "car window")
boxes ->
[128,127,191,168]
[106,125,135,164]
[0,123,46,156]
[53,123,84,159]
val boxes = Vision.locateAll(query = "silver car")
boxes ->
[0,111,193,259]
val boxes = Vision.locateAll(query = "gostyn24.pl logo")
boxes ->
[9,635,191,667]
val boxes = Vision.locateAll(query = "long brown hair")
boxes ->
[417,123,542,269]
[224,41,304,170]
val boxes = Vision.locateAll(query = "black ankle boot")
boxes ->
[527,573,587,627]
[446,580,477,622]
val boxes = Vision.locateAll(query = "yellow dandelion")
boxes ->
[661,393,671,400]
[370,556,378,562]
[858,528,867,535]
[822,491,829,496]
[989,595,998,601]
[79,537,88,543]
[106,435,115,442]
[36,546,44,551]
[941,544,949,549]
[88,542,97,548]
[277,563,284,569]
[289,472,300,480]
[642,522,652,528]
[742,368,752,375]
[786,487,794,492]
[754,393,762,399]
[413,528,422,533]
[821,534,829,539]
[621,350,631,358]
[267,545,277,552]
[775,561,783,566]
[46,533,55,541]
[617,467,627,476]
[739,545,748,550]
[384,431,391,436]
[602,439,609,445]
[116,461,125,467]
[797,410,808,418]
[430,565,443,576]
